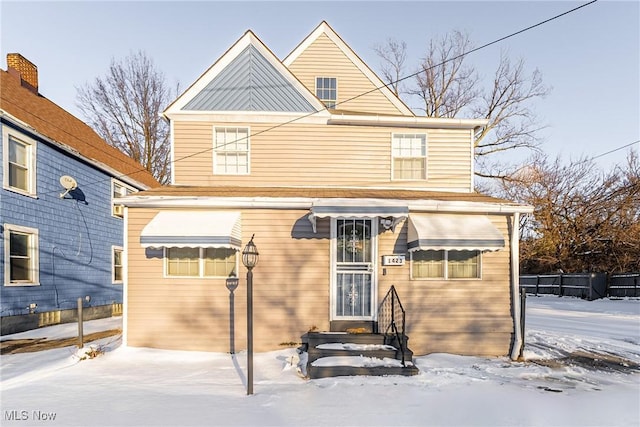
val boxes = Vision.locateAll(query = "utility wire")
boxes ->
[169,0,602,167]
[591,140,639,161]
[32,0,600,196]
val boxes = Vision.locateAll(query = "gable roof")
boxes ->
[165,31,326,116]
[283,21,414,117]
[0,69,159,189]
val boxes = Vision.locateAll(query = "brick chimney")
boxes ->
[7,53,38,94]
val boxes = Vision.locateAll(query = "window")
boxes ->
[204,248,237,277]
[448,250,480,279]
[3,128,37,196]
[4,224,39,286]
[392,134,427,180]
[316,77,337,108]
[166,248,199,277]
[411,250,481,279]
[113,247,124,283]
[412,250,444,279]
[112,179,136,217]
[213,127,250,175]
[166,247,237,278]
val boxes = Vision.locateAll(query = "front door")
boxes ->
[332,218,377,319]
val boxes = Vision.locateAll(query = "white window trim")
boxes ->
[2,127,37,197]
[410,250,482,281]
[212,126,251,176]
[163,247,239,279]
[315,76,338,109]
[111,178,137,218]
[112,245,124,284]
[4,223,40,286]
[391,132,428,181]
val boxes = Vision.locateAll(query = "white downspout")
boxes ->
[509,212,522,360]
[122,206,129,347]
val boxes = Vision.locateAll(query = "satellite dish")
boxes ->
[59,175,78,198]
[60,175,78,190]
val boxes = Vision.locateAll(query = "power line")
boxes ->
[343,0,600,104]
[33,0,600,196]
[591,140,639,161]
[169,0,601,170]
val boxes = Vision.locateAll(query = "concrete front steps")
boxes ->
[300,331,419,379]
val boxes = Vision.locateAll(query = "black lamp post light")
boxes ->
[242,234,259,395]
[225,274,239,354]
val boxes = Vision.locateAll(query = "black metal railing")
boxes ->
[377,285,407,366]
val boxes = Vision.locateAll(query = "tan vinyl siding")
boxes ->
[172,121,472,191]
[127,208,331,352]
[287,34,405,115]
[128,209,514,356]
[377,215,513,356]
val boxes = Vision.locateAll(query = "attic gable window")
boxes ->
[392,133,427,180]
[316,77,337,109]
[213,127,250,175]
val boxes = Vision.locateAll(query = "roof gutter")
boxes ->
[120,194,534,214]
[328,113,489,130]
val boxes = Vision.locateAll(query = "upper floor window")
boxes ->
[3,128,37,196]
[411,249,481,280]
[213,127,250,175]
[4,224,40,286]
[112,179,137,218]
[316,77,337,109]
[392,133,427,180]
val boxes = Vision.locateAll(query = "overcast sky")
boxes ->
[1,1,638,170]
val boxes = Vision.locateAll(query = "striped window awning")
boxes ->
[140,211,242,249]
[407,213,505,252]
[308,200,409,232]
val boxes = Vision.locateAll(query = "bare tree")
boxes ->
[375,31,550,178]
[374,38,408,96]
[77,51,175,184]
[498,152,640,273]
[413,30,480,118]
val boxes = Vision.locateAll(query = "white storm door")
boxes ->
[332,218,377,319]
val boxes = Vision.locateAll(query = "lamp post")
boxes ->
[242,234,259,395]
[225,275,239,354]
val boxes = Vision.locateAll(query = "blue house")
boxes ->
[1,53,159,334]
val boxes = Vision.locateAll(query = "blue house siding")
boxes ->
[1,120,125,318]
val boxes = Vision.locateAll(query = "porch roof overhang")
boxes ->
[407,213,505,252]
[140,211,242,249]
[308,199,409,232]
[121,186,534,215]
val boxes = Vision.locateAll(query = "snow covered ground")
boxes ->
[1,295,638,427]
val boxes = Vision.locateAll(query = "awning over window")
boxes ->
[140,211,242,249]
[407,213,504,252]
[308,199,409,232]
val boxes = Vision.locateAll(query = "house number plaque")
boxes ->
[382,255,405,266]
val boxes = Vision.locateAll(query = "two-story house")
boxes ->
[122,22,532,359]
[1,54,159,334]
